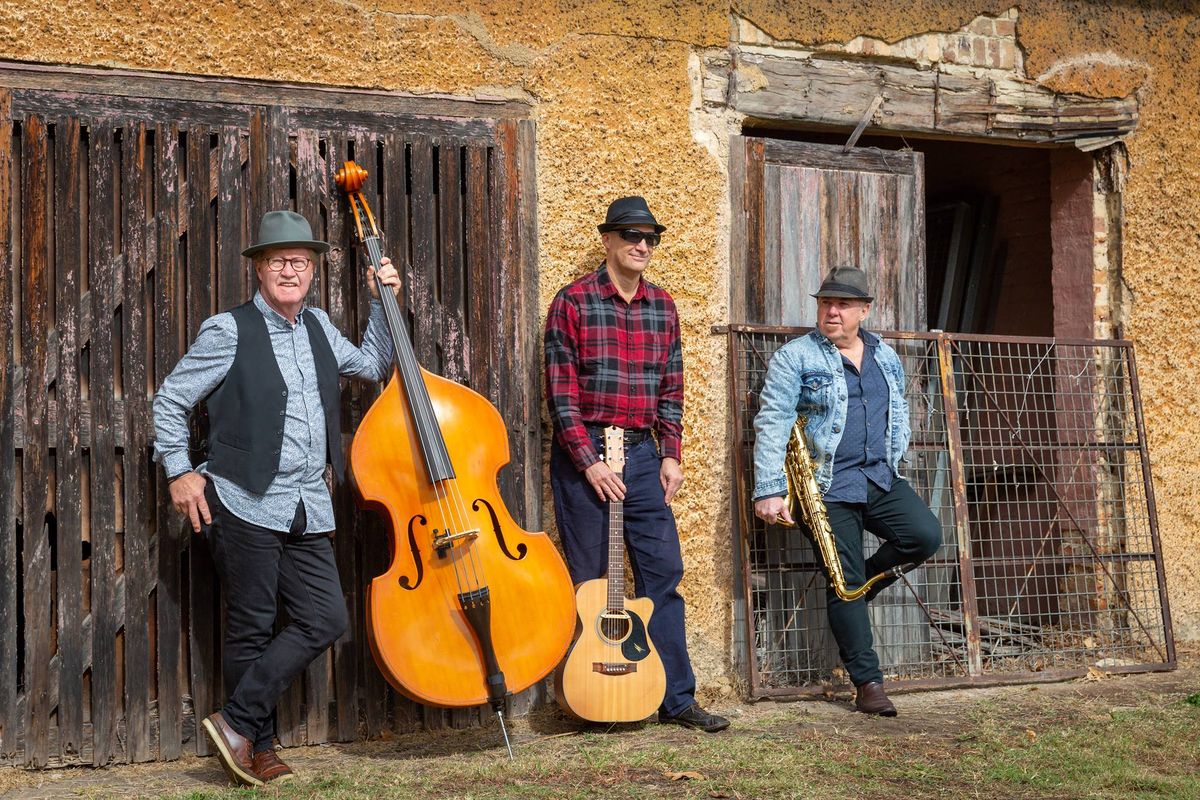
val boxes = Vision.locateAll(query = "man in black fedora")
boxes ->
[750,266,940,716]
[152,210,401,785]
[544,196,729,732]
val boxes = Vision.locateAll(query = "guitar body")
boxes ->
[555,578,666,722]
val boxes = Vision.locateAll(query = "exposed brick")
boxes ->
[995,18,1016,37]
[989,39,1000,68]
[972,37,986,66]
[969,17,995,36]
[998,41,1016,70]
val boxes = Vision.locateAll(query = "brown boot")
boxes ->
[200,712,264,787]
[252,748,296,783]
[854,681,898,717]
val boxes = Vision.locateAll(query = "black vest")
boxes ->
[204,301,342,495]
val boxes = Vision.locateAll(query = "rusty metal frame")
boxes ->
[723,324,1176,699]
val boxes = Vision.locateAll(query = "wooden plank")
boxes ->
[294,127,332,746]
[408,136,438,370]
[438,142,466,384]
[464,144,491,391]
[0,89,19,762]
[762,163,781,324]
[121,121,154,763]
[87,120,121,766]
[733,53,936,134]
[322,133,363,743]
[20,113,53,768]
[52,115,86,763]
[513,119,540,530]
[490,121,522,518]
[724,53,1137,143]
[763,139,919,175]
[185,123,218,756]
[153,121,185,761]
[742,138,766,324]
[249,107,289,299]
[0,62,527,123]
[216,126,246,313]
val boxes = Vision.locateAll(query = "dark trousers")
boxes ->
[203,481,348,751]
[824,478,941,686]
[550,435,697,717]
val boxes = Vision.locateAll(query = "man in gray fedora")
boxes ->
[751,266,940,716]
[152,210,400,786]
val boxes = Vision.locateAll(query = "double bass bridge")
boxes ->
[433,526,480,558]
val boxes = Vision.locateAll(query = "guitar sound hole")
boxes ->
[597,611,632,644]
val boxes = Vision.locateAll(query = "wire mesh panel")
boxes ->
[729,326,1173,697]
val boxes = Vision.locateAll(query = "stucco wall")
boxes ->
[1,1,1196,705]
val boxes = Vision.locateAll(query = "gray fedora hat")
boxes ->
[812,266,874,302]
[597,196,666,234]
[242,210,330,258]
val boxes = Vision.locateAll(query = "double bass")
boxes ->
[334,161,575,751]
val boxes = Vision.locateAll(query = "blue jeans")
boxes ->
[549,435,697,717]
[824,478,941,686]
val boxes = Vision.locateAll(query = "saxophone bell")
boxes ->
[781,418,911,602]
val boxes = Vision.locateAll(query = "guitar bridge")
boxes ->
[592,662,638,675]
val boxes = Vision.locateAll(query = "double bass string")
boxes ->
[371,246,488,599]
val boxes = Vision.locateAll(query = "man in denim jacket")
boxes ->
[752,266,940,716]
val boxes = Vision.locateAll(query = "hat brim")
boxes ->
[811,290,874,302]
[242,239,331,258]
[598,222,667,234]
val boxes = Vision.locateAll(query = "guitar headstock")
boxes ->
[603,426,626,477]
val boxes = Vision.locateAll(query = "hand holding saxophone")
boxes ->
[753,495,794,526]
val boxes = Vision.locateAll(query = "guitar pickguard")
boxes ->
[621,610,653,662]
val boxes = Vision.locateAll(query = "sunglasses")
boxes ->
[616,229,661,247]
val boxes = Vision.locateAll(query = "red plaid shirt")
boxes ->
[544,264,684,471]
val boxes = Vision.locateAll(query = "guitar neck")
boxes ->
[606,499,625,613]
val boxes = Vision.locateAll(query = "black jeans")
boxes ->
[202,480,348,751]
[824,478,941,686]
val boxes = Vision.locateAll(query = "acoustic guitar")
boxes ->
[555,426,667,722]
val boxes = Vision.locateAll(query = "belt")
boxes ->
[585,425,653,445]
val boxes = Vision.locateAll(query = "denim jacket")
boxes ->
[752,329,910,499]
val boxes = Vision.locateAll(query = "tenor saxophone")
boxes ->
[782,418,909,602]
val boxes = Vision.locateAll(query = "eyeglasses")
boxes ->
[265,256,313,272]
[616,229,661,247]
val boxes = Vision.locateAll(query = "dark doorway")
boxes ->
[742,128,1096,338]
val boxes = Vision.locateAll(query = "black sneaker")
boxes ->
[658,703,730,732]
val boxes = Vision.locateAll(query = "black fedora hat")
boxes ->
[242,210,330,258]
[597,196,666,234]
[811,266,874,302]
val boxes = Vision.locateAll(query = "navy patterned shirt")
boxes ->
[825,336,893,504]
[152,292,393,533]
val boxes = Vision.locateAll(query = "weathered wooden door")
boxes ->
[731,137,925,330]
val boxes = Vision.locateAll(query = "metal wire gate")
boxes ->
[726,326,1175,697]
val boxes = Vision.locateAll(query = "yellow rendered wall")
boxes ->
[1,2,1195,702]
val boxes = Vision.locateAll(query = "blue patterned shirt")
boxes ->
[152,292,393,533]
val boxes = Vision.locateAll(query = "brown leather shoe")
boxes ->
[200,712,264,787]
[854,681,898,717]
[252,748,296,783]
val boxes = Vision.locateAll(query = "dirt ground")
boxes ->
[2,655,1198,799]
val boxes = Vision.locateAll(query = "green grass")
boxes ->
[145,696,1199,800]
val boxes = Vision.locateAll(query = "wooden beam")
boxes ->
[728,49,1137,144]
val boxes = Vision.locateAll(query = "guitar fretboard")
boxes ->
[606,499,625,613]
